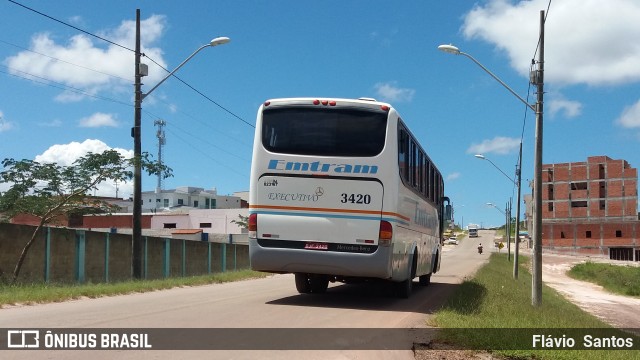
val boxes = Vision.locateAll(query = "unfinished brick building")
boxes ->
[541,156,639,261]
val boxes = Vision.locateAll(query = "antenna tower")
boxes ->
[154,119,166,193]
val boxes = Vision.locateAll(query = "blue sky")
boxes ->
[2,0,640,228]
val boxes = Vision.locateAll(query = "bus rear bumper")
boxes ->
[249,239,393,279]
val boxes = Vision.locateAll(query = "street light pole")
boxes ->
[131,8,230,278]
[532,10,545,307]
[439,9,544,306]
[474,154,516,183]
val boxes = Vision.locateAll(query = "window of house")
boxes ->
[163,223,177,229]
[571,201,588,208]
[616,230,622,237]
[156,198,161,203]
[200,223,212,228]
[586,231,592,238]
[548,202,554,211]
[570,182,588,190]
[164,199,169,207]
[560,231,565,239]
[194,200,199,208]
[178,199,184,205]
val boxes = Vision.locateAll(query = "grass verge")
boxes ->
[430,253,638,359]
[568,261,640,297]
[0,270,270,307]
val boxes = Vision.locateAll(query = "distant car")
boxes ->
[445,238,459,245]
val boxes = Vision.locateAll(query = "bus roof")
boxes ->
[262,97,393,110]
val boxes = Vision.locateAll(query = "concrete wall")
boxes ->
[151,209,249,234]
[0,223,249,284]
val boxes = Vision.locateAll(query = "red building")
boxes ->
[541,156,639,260]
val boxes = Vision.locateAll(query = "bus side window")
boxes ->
[398,127,409,182]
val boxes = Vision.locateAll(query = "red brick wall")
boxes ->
[608,180,624,197]
[556,183,570,200]
[543,221,637,250]
[11,213,68,226]
[626,179,638,196]
[590,200,605,218]
[83,215,152,229]
[555,201,570,219]
[608,161,624,178]
[571,163,587,180]
[608,200,624,217]
[554,164,571,181]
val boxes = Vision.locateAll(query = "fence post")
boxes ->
[181,240,186,277]
[44,227,51,283]
[104,233,110,283]
[75,230,86,283]
[144,236,148,279]
[163,238,170,278]
[207,242,212,274]
[221,243,227,272]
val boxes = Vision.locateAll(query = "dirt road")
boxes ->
[531,250,640,330]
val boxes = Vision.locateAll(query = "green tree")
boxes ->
[231,214,249,229]
[0,150,172,284]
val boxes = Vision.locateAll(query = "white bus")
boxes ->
[248,97,451,298]
[468,224,479,238]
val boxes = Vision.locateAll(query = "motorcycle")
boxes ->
[477,245,483,254]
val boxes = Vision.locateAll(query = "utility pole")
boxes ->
[132,9,143,279]
[532,10,545,307]
[514,142,523,279]
[507,199,511,261]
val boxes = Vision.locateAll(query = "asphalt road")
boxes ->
[0,231,492,360]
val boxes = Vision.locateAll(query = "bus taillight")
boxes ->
[379,220,393,246]
[248,213,257,239]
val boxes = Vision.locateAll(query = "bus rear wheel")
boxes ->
[419,273,431,286]
[294,273,329,294]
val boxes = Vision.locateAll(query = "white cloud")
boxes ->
[0,110,15,132]
[79,113,119,128]
[616,100,640,128]
[446,172,461,181]
[462,0,640,86]
[4,15,167,101]
[35,139,133,198]
[467,136,520,155]
[374,82,415,103]
[548,98,582,119]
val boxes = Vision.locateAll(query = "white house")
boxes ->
[141,186,242,211]
[151,208,250,235]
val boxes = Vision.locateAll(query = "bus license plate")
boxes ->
[304,242,328,250]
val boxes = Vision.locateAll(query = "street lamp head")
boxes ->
[474,154,486,160]
[486,202,495,206]
[210,37,230,47]
[438,44,461,55]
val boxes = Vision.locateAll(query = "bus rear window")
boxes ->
[262,107,387,157]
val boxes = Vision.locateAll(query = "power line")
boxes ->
[7,0,254,128]
[7,0,135,53]
[0,66,132,107]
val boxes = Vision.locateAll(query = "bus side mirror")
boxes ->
[445,204,453,221]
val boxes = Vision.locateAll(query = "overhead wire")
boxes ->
[6,0,253,128]
[5,0,254,178]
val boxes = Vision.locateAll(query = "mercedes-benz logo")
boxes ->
[315,187,325,196]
